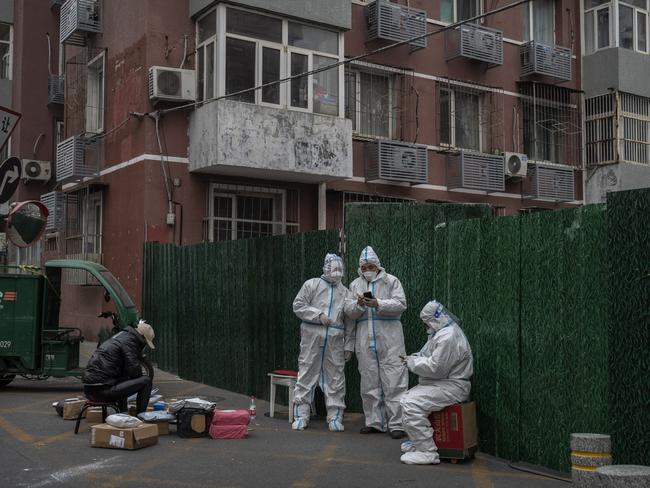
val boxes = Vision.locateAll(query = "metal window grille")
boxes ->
[60,0,102,46]
[585,93,617,165]
[345,64,419,142]
[520,81,582,167]
[437,79,505,154]
[445,23,504,67]
[586,91,650,166]
[205,184,300,242]
[365,0,427,49]
[64,47,104,137]
[63,188,102,284]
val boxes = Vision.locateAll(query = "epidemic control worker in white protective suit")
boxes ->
[292,253,353,432]
[399,300,473,465]
[344,246,408,439]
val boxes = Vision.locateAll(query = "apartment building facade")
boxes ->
[4,0,586,336]
[582,0,650,202]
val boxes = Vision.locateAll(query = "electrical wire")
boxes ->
[158,0,533,116]
[154,114,174,214]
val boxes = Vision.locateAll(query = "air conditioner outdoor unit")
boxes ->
[148,66,196,102]
[503,152,528,177]
[22,160,52,182]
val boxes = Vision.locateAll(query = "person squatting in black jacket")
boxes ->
[82,321,156,413]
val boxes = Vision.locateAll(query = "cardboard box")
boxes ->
[90,423,159,450]
[86,407,104,425]
[429,402,478,460]
[143,421,170,435]
[62,399,87,420]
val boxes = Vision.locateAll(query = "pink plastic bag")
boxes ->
[211,409,250,426]
[209,424,248,439]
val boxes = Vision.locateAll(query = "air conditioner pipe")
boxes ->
[46,33,52,76]
[33,133,46,158]
[179,35,188,69]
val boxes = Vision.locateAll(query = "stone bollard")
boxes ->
[593,465,650,487]
[570,433,612,487]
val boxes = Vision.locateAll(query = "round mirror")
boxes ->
[6,201,49,248]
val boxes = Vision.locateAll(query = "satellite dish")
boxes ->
[6,200,49,248]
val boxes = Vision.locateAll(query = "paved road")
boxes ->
[0,364,570,487]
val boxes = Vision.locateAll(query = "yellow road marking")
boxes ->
[33,430,75,448]
[0,414,36,443]
[86,473,239,488]
[470,456,494,488]
[292,437,341,488]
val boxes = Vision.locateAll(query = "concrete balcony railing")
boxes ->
[189,100,353,182]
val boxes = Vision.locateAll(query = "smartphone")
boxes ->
[363,291,374,299]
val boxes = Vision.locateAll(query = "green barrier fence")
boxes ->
[142,194,649,473]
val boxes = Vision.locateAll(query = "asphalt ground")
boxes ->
[0,349,571,488]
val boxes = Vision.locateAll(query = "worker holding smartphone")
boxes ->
[344,246,408,439]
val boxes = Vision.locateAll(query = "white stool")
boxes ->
[268,370,298,423]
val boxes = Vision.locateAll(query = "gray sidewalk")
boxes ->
[0,352,569,488]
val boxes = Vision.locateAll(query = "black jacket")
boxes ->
[82,327,145,385]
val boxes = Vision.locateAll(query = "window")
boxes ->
[440,0,480,22]
[65,190,102,257]
[196,7,341,115]
[439,87,484,151]
[345,70,392,138]
[85,52,105,133]
[520,83,581,166]
[619,0,648,52]
[585,0,647,53]
[0,22,10,80]
[207,184,299,241]
[523,0,555,44]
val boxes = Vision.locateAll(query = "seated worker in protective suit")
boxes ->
[82,321,155,414]
[399,300,473,465]
[292,253,352,432]
[344,246,408,439]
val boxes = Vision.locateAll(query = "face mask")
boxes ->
[328,270,343,283]
[362,271,377,282]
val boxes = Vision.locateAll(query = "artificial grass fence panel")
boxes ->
[438,216,521,462]
[519,205,609,473]
[607,189,650,466]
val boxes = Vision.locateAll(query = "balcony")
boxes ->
[55,135,100,183]
[446,151,505,193]
[445,23,503,67]
[48,74,65,105]
[60,0,102,46]
[520,41,571,82]
[366,0,427,49]
[188,100,352,182]
[366,140,428,184]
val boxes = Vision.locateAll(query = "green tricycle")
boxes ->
[0,259,153,387]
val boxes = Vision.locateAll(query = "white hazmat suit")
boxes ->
[400,300,473,465]
[344,246,408,434]
[292,254,351,432]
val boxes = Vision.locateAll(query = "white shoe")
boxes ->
[400,441,416,453]
[400,451,441,465]
[328,419,344,432]
[292,418,308,431]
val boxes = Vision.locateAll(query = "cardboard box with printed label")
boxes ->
[428,402,478,460]
[62,398,87,420]
[90,423,159,450]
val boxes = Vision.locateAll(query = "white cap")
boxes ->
[136,320,155,349]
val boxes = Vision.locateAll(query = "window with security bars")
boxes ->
[439,86,487,151]
[207,185,299,241]
[520,82,582,167]
[85,51,105,133]
[65,189,102,257]
[345,69,394,138]
[0,23,11,80]
[586,91,650,165]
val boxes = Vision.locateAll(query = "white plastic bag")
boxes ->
[105,413,143,428]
